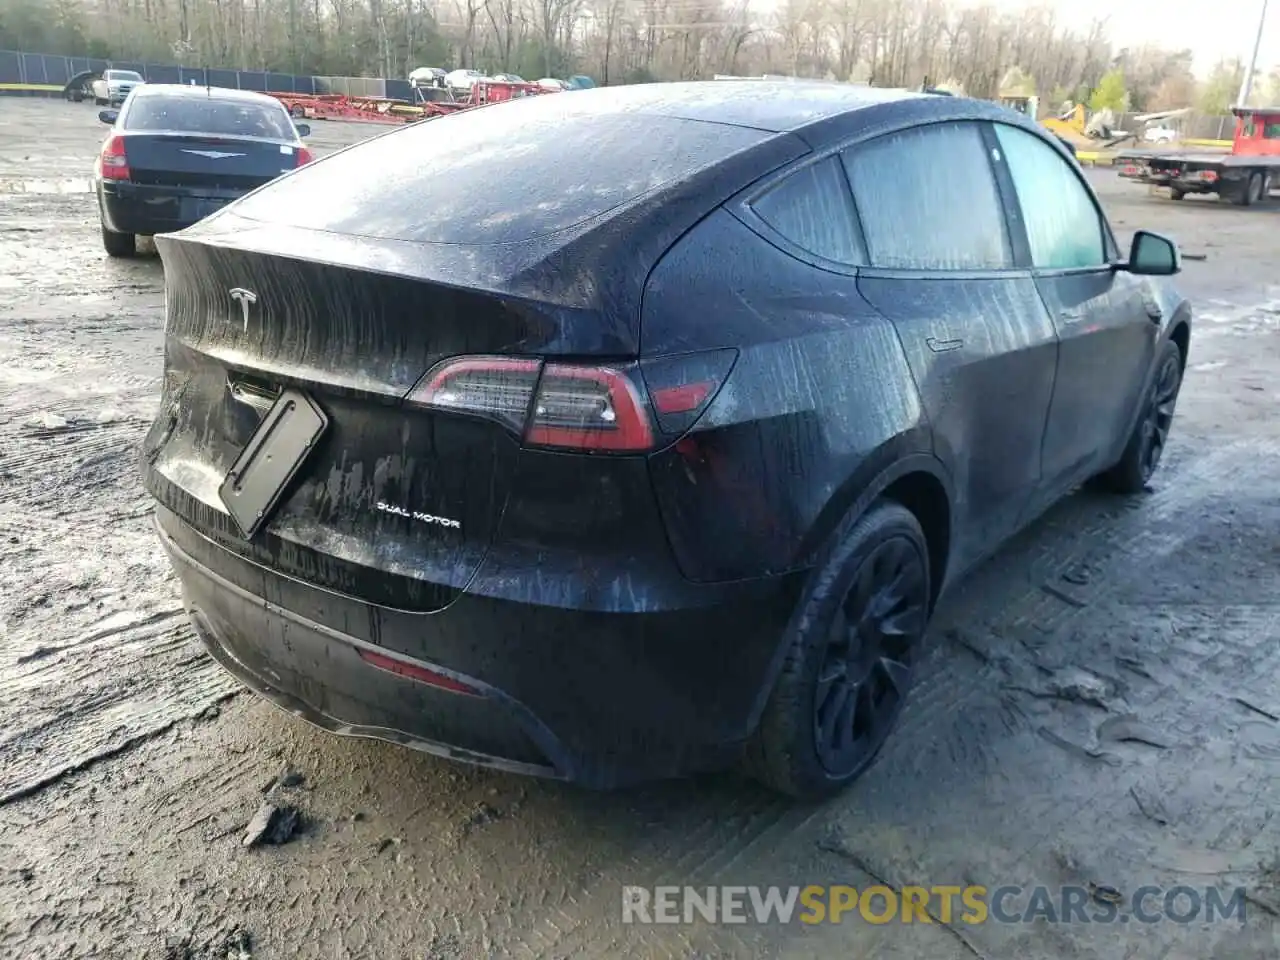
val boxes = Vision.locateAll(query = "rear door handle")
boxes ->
[1059,309,1085,324]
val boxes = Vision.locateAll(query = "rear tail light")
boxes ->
[405,351,735,453]
[639,348,738,436]
[296,146,314,166]
[99,135,130,181]
[410,356,540,433]
[528,362,655,450]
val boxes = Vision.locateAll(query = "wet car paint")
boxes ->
[142,82,1191,787]
[11,99,1280,960]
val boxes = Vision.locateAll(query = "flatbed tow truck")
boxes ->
[1117,105,1280,205]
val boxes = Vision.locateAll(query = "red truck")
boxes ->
[1117,105,1280,205]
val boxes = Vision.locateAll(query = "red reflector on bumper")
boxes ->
[358,648,481,696]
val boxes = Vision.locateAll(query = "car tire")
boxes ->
[745,500,930,799]
[1097,339,1183,494]
[101,223,136,258]
[1169,188,1186,201]
[94,96,105,106]
[1246,172,1264,206]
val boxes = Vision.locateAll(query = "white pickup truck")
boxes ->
[92,69,144,106]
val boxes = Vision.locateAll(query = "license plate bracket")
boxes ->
[218,388,328,539]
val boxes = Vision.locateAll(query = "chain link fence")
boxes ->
[0,49,414,101]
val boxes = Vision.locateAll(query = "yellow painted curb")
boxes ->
[1075,152,1115,166]
[1182,138,1233,148]
[0,82,64,91]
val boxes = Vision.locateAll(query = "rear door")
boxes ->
[991,122,1157,495]
[844,120,1060,571]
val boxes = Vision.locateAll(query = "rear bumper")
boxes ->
[156,507,801,788]
[99,181,245,236]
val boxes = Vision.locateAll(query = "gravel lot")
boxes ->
[3,98,1280,960]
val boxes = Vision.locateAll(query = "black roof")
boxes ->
[523,80,928,133]
[130,83,284,106]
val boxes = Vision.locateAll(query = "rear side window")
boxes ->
[842,122,1013,270]
[124,97,295,139]
[749,156,863,265]
[993,124,1107,270]
[231,101,771,244]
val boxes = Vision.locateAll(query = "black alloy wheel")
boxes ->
[1138,344,1182,484]
[1098,338,1183,494]
[813,536,925,777]
[747,500,931,799]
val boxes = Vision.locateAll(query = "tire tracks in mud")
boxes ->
[508,439,1277,959]
[0,264,234,809]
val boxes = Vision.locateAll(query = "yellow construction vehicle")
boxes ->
[1044,103,1088,139]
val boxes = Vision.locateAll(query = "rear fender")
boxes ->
[1110,295,1192,466]
[742,446,955,736]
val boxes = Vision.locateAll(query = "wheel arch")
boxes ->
[794,442,955,608]
[743,447,956,736]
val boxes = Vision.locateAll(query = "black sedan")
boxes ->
[142,82,1190,798]
[95,84,313,257]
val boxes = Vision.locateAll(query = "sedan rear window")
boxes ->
[230,99,771,244]
[124,97,294,140]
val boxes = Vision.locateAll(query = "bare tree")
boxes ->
[7,0,1229,120]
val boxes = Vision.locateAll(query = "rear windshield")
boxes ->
[107,70,143,82]
[124,96,294,139]
[231,98,770,243]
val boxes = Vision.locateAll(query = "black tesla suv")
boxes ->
[142,81,1190,798]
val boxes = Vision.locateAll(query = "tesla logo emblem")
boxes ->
[229,288,258,332]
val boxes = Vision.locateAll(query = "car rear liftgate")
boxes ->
[144,238,555,613]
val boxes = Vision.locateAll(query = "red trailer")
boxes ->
[269,79,559,127]
[269,92,422,125]
[1117,105,1280,204]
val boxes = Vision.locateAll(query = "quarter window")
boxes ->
[841,122,1013,271]
[749,156,864,265]
[993,124,1107,270]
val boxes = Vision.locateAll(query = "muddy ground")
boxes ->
[2,98,1280,959]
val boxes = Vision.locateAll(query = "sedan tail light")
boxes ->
[296,146,314,166]
[99,135,130,181]
[406,353,731,453]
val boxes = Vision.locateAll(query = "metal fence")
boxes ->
[0,49,414,101]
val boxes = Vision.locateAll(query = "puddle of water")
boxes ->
[0,178,93,195]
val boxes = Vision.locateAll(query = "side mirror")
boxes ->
[294,122,311,138]
[98,109,119,125]
[1124,230,1181,276]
